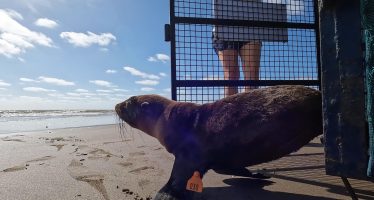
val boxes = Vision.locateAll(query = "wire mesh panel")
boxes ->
[169,0,320,102]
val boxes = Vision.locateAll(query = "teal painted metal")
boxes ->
[320,0,368,180]
[362,0,374,177]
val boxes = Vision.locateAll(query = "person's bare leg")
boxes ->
[239,42,262,91]
[218,49,239,96]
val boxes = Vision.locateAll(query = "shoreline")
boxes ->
[0,123,118,137]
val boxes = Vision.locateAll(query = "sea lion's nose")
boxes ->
[116,101,129,117]
[115,103,122,116]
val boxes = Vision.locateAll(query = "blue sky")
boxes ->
[0,0,171,110]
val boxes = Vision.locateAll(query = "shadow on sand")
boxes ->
[202,178,336,200]
[198,143,374,200]
[202,170,374,200]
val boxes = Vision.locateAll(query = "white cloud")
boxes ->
[61,96,84,101]
[113,88,129,92]
[0,80,11,87]
[38,76,75,86]
[108,97,123,102]
[159,72,167,77]
[82,93,95,96]
[147,57,157,62]
[115,94,129,97]
[18,57,25,62]
[66,92,81,97]
[148,53,170,63]
[19,77,39,82]
[163,88,171,92]
[100,48,109,52]
[141,87,155,92]
[34,18,58,29]
[60,31,116,47]
[48,93,65,97]
[123,66,160,80]
[0,94,12,99]
[75,89,88,92]
[4,9,23,20]
[0,9,54,58]
[97,93,110,96]
[135,79,159,86]
[65,91,95,97]
[105,69,117,74]
[16,0,64,13]
[0,88,7,91]
[96,89,113,93]
[1,33,33,49]
[23,87,56,92]
[20,96,44,101]
[89,80,116,88]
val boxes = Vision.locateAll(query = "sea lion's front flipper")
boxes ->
[214,168,270,179]
[155,156,206,200]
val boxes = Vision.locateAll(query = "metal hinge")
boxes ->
[164,24,171,42]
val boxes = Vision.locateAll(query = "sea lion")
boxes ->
[115,85,322,200]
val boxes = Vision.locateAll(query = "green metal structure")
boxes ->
[362,0,374,177]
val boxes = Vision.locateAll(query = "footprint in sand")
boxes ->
[50,137,65,142]
[129,151,146,157]
[69,145,89,155]
[128,166,154,173]
[87,148,114,161]
[40,136,85,144]
[153,147,163,151]
[1,136,25,142]
[67,159,110,200]
[118,162,133,168]
[102,141,125,145]
[39,137,64,143]
[27,156,55,163]
[87,148,123,161]
[50,144,66,151]
[2,164,27,172]
[138,179,150,188]
[1,156,54,173]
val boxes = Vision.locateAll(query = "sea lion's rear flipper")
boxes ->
[214,168,270,179]
[155,156,206,200]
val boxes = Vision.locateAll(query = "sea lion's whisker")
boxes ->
[122,122,129,141]
[116,115,129,142]
[124,123,129,139]
[115,117,122,140]
[121,125,125,141]
[136,128,146,144]
[120,122,125,141]
[127,126,134,140]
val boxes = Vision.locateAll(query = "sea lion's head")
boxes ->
[115,95,171,136]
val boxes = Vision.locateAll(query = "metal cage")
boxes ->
[166,0,320,103]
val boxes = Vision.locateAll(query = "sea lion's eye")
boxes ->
[141,102,149,108]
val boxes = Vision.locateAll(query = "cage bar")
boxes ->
[169,0,320,102]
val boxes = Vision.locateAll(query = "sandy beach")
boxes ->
[0,124,373,200]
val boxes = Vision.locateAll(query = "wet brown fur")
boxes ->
[115,85,322,199]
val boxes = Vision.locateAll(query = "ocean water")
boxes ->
[0,110,118,134]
